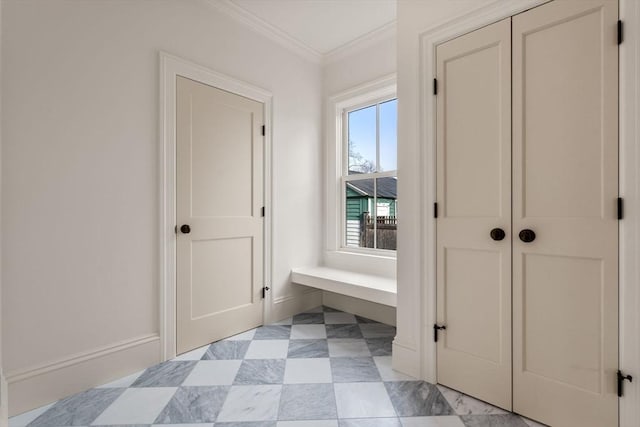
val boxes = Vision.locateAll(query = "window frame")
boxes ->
[326,75,397,262]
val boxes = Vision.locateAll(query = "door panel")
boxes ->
[176,76,264,354]
[436,17,512,410]
[512,1,618,426]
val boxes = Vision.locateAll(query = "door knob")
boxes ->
[519,229,536,243]
[490,228,506,241]
[180,224,191,234]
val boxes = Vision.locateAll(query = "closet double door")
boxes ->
[435,1,619,426]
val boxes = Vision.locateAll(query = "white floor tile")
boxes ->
[8,403,55,427]
[224,329,257,341]
[152,424,214,427]
[324,312,357,324]
[172,345,209,361]
[328,339,371,357]
[181,360,242,386]
[96,370,145,388]
[245,339,290,359]
[436,384,507,416]
[216,385,282,422]
[400,416,465,427]
[291,324,327,339]
[277,421,339,427]
[284,358,332,384]
[90,387,177,425]
[334,382,396,418]
[374,357,416,381]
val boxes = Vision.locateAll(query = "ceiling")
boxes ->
[228,0,397,56]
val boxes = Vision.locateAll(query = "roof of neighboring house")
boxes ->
[346,175,397,199]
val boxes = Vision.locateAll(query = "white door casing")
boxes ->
[160,53,273,360]
[435,17,512,411]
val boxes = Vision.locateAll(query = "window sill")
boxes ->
[291,266,397,307]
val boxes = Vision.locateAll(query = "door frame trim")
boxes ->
[418,0,639,424]
[159,52,273,360]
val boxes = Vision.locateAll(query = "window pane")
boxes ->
[375,176,398,250]
[379,99,397,172]
[348,105,376,174]
[345,179,375,248]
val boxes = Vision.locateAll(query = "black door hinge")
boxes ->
[434,202,439,219]
[618,370,633,397]
[618,20,623,45]
[433,78,438,95]
[261,206,265,217]
[434,324,446,342]
[618,197,623,220]
[262,286,270,299]
[262,125,266,136]
[174,225,177,234]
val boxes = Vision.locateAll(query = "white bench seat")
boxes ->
[291,266,397,307]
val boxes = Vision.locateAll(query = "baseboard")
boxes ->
[392,340,421,379]
[0,372,8,427]
[270,290,323,323]
[7,334,160,416]
[322,291,396,326]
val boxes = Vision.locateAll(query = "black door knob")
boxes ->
[490,228,506,241]
[180,224,191,234]
[519,229,536,243]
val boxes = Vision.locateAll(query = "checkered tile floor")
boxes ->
[10,306,546,427]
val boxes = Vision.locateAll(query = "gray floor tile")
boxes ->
[385,381,454,417]
[234,359,285,384]
[365,338,392,356]
[132,361,197,387]
[355,315,378,324]
[153,386,229,423]
[253,325,292,340]
[326,324,363,339]
[339,418,401,426]
[460,414,529,427]
[287,339,329,358]
[278,384,337,420]
[359,323,396,338]
[292,313,325,324]
[215,422,277,427]
[331,357,381,382]
[29,388,125,426]
[202,341,251,360]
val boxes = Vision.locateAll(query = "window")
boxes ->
[343,98,398,251]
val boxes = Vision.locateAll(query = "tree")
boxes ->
[348,141,375,173]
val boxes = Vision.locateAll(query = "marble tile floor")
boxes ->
[10,306,547,427]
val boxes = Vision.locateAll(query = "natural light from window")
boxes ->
[344,98,397,251]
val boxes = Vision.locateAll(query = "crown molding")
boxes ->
[203,0,323,64]
[323,20,396,65]
[202,0,397,66]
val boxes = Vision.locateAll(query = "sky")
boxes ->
[348,99,397,173]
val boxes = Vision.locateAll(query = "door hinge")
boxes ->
[262,125,266,136]
[618,370,633,397]
[433,78,438,95]
[262,286,270,299]
[174,225,177,234]
[433,324,446,342]
[434,202,439,219]
[618,20,623,45]
[618,197,623,220]
[261,206,265,217]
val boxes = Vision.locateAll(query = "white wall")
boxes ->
[394,0,495,378]
[1,0,322,415]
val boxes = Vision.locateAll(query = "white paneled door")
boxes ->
[436,1,619,426]
[176,76,264,355]
[512,2,619,426]
[435,17,512,411]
